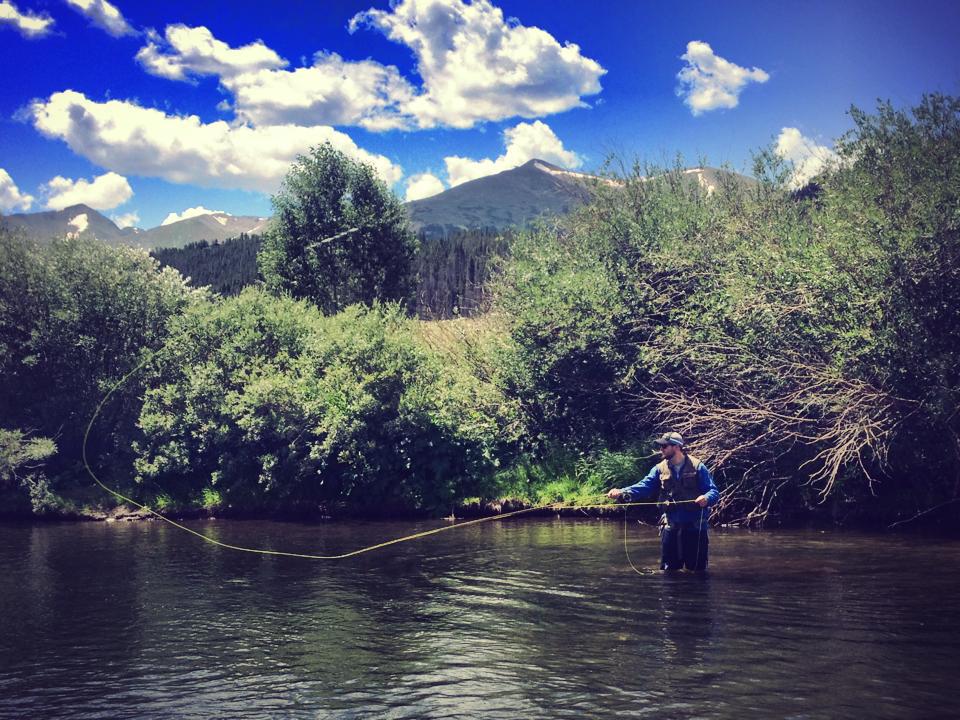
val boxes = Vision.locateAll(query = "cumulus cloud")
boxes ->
[29,91,403,192]
[44,171,133,210]
[138,26,414,130]
[404,172,445,201]
[133,2,605,131]
[161,206,227,226]
[444,120,580,187]
[224,52,416,130]
[677,41,768,115]
[136,24,287,81]
[0,0,54,38]
[65,0,135,37]
[111,210,139,228]
[775,127,837,188]
[0,167,34,212]
[351,0,605,129]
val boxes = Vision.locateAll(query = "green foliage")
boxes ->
[493,220,632,445]
[258,143,417,314]
[199,486,222,510]
[134,288,509,513]
[149,228,512,319]
[3,95,957,525]
[151,492,174,512]
[0,429,58,514]
[491,446,641,506]
[0,229,203,499]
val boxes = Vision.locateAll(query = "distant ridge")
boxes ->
[140,214,271,248]
[2,161,757,247]
[2,205,269,248]
[1,204,134,246]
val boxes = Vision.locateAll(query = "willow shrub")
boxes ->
[135,288,513,513]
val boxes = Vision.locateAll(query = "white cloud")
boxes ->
[677,41,768,115]
[67,212,89,237]
[133,2,605,132]
[404,172,445,201]
[111,210,139,228]
[29,91,404,193]
[138,25,415,130]
[444,120,580,187]
[0,167,34,212]
[161,206,227,226]
[0,0,54,38]
[350,0,606,129]
[65,0,135,37]
[775,127,837,188]
[136,24,287,81]
[224,52,416,131]
[44,171,133,210]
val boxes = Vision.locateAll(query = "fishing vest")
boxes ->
[658,455,702,502]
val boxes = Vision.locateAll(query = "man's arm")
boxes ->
[693,463,720,507]
[607,465,660,500]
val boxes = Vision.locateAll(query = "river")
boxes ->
[1,518,957,719]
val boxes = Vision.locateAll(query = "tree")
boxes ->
[258,143,417,314]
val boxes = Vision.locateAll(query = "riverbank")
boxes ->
[6,498,957,534]
[0,495,630,524]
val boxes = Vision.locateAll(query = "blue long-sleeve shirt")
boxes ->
[619,457,720,527]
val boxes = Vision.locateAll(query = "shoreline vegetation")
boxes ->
[3,95,959,530]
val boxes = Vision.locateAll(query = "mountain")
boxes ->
[2,205,270,248]
[668,166,756,194]
[3,161,756,248]
[405,159,596,237]
[138,214,271,248]
[403,160,756,237]
[1,204,134,246]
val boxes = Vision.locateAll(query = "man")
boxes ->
[607,432,720,571]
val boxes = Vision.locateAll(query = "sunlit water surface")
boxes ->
[1,518,958,719]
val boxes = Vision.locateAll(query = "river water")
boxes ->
[1,518,957,719]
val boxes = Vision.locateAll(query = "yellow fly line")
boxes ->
[83,353,695,561]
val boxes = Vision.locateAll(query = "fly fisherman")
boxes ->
[607,432,720,571]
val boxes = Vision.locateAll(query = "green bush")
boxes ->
[135,288,512,513]
[0,229,202,503]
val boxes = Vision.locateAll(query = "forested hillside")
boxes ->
[151,234,261,297]
[152,229,510,319]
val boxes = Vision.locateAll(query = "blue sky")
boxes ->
[1,0,958,228]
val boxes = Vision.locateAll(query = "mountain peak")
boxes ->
[519,158,563,171]
[406,157,595,237]
[60,203,97,215]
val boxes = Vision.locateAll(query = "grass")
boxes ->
[490,446,647,507]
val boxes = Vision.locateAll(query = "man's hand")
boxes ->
[607,488,623,499]
[694,495,708,507]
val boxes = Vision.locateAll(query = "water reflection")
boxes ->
[1,521,959,719]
